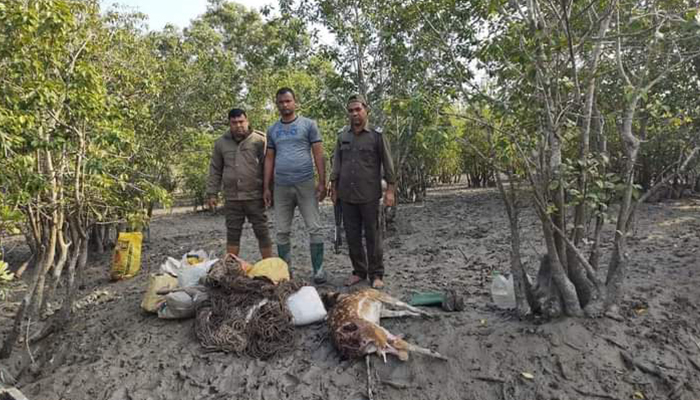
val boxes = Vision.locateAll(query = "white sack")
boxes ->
[286,286,327,326]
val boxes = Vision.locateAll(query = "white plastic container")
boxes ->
[491,271,516,309]
[286,286,327,325]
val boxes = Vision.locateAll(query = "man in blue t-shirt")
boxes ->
[263,87,327,283]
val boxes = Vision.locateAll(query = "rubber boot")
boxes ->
[277,243,292,270]
[310,243,326,284]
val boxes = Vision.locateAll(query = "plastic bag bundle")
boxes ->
[157,250,218,288]
[141,274,179,313]
[157,286,208,319]
[178,262,216,288]
[158,291,194,319]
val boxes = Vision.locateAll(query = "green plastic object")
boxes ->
[409,290,465,312]
[408,291,446,307]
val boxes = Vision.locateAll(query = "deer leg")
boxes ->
[380,309,422,318]
[393,338,448,361]
[375,292,430,316]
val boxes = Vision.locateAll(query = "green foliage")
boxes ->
[152,2,343,199]
[1,0,171,243]
[0,203,23,238]
[0,260,15,283]
[0,260,14,301]
[282,0,487,199]
[180,132,215,209]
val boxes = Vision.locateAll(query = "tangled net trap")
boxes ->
[194,255,303,359]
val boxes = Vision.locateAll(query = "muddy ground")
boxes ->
[2,184,700,400]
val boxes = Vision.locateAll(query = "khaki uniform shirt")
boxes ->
[330,124,396,204]
[207,130,266,201]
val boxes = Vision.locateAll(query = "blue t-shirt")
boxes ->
[267,116,322,186]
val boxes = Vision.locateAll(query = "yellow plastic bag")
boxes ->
[141,273,178,313]
[245,257,290,284]
[186,254,203,265]
[110,232,143,280]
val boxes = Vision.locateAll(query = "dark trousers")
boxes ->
[341,200,384,279]
[224,199,272,247]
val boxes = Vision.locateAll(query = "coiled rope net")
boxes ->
[194,255,303,359]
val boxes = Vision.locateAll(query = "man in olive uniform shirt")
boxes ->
[207,108,272,259]
[330,95,396,289]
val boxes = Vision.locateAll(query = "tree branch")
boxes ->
[636,146,700,205]
[643,52,700,93]
[615,9,632,86]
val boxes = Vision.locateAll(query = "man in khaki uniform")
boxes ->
[207,108,272,258]
[330,95,396,289]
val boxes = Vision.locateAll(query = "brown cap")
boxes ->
[346,94,368,107]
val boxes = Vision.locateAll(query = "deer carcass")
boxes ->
[325,288,447,362]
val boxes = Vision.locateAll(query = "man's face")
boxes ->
[276,92,296,117]
[347,102,368,128]
[229,115,250,141]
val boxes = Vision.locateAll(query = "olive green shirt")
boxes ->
[207,130,266,201]
[330,124,396,204]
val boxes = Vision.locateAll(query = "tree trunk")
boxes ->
[495,172,533,317]
[605,102,640,311]
[552,187,568,267]
[541,218,583,317]
[588,104,607,272]
[589,215,604,271]
[91,224,105,254]
[31,220,58,318]
[566,6,615,308]
[605,232,627,310]
[104,223,115,250]
[0,217,49,359]
[567,256,595,307]
[351,7,367,100]
[59,236,86,321]
[33,145,63,317]
[22,227,38,259]
[0,290,30,359]
[39,223,71,317]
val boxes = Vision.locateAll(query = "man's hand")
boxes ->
[263,188,273,208]
[383,189,395,207]
[207,196,218,211]
[316,182,327,202]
